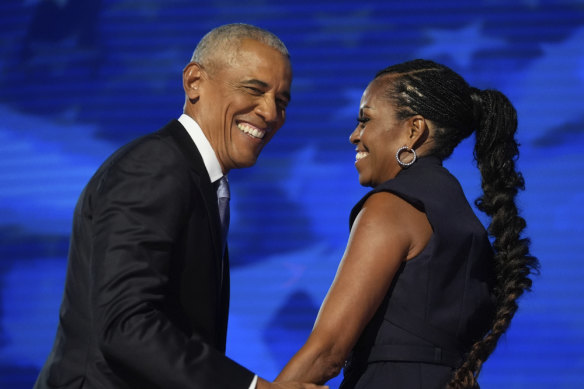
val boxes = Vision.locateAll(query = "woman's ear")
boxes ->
[183,62,203,103]
[409,115,430,149]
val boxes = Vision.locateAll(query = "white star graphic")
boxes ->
[417,22,507,69]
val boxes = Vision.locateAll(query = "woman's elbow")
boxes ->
[312,346,348,382]
[322,356,345,381]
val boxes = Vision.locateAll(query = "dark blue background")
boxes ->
[1,1,583,387]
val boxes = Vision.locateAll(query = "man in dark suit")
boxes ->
[34,23,327,389]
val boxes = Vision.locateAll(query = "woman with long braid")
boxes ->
[275,59,538,388]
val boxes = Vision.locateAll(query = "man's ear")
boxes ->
[183,62,203,103]
[408,115,429,148]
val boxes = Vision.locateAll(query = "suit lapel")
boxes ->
[160,120,224,270]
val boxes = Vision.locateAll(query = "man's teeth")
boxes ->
[356,151,369,161]
[237,123,265,139]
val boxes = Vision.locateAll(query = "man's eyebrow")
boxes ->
[242,79,291,102]
[242,79,269,88]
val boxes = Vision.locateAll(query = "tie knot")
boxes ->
[216,176,230,200]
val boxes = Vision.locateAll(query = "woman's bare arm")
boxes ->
[276,192,432,384]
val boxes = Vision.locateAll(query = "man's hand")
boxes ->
[256,377,328,389]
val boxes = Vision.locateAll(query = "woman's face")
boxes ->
[349,77,413,187]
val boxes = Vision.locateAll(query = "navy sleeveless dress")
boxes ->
[340,156,496,389]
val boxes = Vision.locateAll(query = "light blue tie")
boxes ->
[216,175,230,253]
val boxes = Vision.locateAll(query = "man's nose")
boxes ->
[256,96,278,123]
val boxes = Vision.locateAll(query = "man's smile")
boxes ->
[237,121,270,139]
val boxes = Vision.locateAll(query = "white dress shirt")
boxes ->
[178,114,224,183]
[177,114,258,389]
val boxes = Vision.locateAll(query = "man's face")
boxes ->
[189,39,292,172]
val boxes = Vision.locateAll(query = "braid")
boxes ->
[375,60,539,387]
[375,59,475,160]
[446,89,539,388]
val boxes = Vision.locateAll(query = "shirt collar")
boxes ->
[178,114,224,183]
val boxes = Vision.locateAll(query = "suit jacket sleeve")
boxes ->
[88,133,254,388]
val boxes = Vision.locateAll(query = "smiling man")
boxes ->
[184,32,292,171]
[34,24,326,389]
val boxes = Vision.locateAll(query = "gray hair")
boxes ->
[190,23,289,71]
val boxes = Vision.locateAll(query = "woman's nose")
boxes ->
[349,127,360,144]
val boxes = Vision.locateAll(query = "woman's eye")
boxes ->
[356,117,369,125]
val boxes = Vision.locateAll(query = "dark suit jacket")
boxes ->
[35,120,254,388]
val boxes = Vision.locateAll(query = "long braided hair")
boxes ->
[374,59,539,387]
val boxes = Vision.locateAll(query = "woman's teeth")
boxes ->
[356,151,369,161]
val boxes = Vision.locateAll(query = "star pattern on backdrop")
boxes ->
[417,22,507,69]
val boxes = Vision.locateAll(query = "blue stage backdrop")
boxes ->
[1,1,583,388]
